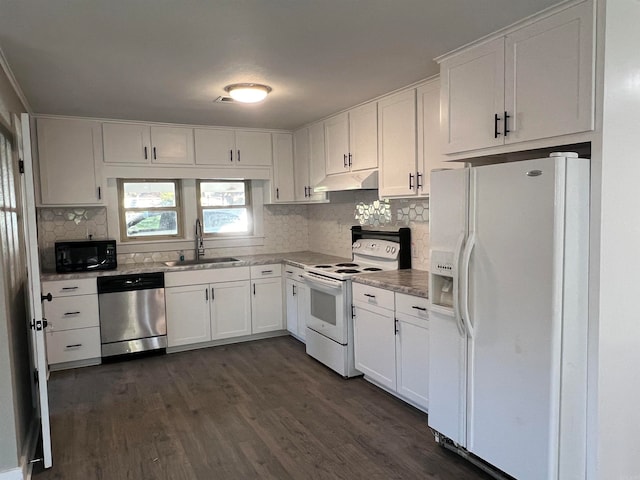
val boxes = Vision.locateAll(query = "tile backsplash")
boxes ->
[37,191,430,271]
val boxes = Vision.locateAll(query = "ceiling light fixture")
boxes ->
[224,83,272,103]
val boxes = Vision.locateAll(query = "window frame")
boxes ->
[196,179,253,237]
[117,178,183,242]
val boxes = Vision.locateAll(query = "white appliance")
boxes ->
[303,228,411,377]
[428,153,589,480]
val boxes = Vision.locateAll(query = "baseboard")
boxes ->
[0,467,23,480]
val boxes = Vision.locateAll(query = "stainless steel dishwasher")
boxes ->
[97,272,166,357]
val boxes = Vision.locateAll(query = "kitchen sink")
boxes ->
[163,257,240,267]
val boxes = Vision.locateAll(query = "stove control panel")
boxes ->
[353,239,399,260]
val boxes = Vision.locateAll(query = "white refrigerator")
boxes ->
[428,153,589,480]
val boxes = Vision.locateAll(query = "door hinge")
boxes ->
[33,369,39,384]
[30,319,48,331]
[19,159,25,174]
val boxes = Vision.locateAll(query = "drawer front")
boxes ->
[43,278,97,297]
[45,295,99,331]
[352,283,394,311]
[46,327,101,364]
[250,264,282,279]
[395,292,428,320]
[283,265,305,281]
[165,266,250,287]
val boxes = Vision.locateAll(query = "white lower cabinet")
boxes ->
[284,266,308,341]
[165,284,212,347]
[42,278,101,369]
[353,283,429,411]
[211,281,252,340]
[250,264,284,334]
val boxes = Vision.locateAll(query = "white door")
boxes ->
[251,278,284,334]
[504,1,594,144]
[210,280,252,340]
[352,303,396,390]
[165,284,211,347]
[285,278,298,335]
[17,113,52,468]
[150,126,194,165]
[272,133,295,203]
[293,127,310,201]
[235,131,272,166]
[378,89,417,198]
[324,113,349,175]
[440,37,505,154]
[308,122,326,188]
[466,158,561,480]
[295,282,309,341]
[395,313,429,410]
[194,128,236,165]
[348,102,378,171]
[102,122,151,164]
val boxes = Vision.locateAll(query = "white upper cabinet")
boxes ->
[195,129,271,167]
[378,89,417,198]
[308,121,327,189]
[36,117,103,206]
[293,127,311,201]
[292,125,327,203]
[325,103,378,175]
[272,133,295,203]
[439,0,594,154]
[103,122,194,165]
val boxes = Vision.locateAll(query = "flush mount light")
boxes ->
[223,83,272,103]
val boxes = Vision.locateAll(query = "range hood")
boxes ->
[313,170,378,192]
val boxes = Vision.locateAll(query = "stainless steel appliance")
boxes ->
[302,227,411,377]
[97,272,167,357]
[55,239,117,273]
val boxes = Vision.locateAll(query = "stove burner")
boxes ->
[336,263,359,267]
[335,269,360,274]
[363,267,382,272]
[314,265,333,269]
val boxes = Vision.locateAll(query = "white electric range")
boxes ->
[302,228,411,377]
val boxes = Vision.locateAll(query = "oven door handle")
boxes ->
[301,273,344,292]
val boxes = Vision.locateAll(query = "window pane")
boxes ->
[200,181,246,207]
[123,182,176,208]
[125,210,178,237]
[203,208,248,233]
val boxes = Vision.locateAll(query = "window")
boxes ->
[118,179,182,240]
[197,180,252,235]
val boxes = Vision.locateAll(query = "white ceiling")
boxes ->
[0,0,561,130]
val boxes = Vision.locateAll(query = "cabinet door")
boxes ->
[293,127,310,201]
[308,121,327,202]
[251,278,284,333]
[235,131,272,166]
[378,89,417,198]
[36,118,102,205]
[165,285,211,347]
[504,1,594,144]
[150,126,194,165]
[44,295,99,332]
[416,80,461,197]
[285,278,299,336]
[296,282,309,340]
[46,327,101,365]
[353,304,396,390]
[210,280,252,340]
[102,123,151,164]
[396,313,429,410]
[324,113,349,175]
[194,128,236,165]
[440,37,505,154]
[349,102,378,171]
[272,133,295,203]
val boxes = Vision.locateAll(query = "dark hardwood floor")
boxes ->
[34,336,493,480]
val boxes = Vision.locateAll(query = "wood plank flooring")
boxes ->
[34,336,493,480]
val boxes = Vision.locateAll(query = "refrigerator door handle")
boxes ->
[461,232,476,338]
[453,232,466,336]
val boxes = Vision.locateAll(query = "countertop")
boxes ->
[352,269,428,298]
[40,251,351,282]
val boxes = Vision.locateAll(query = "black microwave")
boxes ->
[55,240,117,273]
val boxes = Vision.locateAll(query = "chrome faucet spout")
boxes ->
[195,218,205,260]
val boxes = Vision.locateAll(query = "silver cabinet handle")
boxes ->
[63,311,81,316]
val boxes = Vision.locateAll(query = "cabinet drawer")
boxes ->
[45,295,99,331]
[43,278,97,297]
[165,266,250,287]
[352,283,394,311]
[46,327,101,364]
[250,264,282,279]
[395,292,428,320]
[283,265,305,281]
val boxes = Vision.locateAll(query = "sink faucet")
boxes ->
[195,218,205,260]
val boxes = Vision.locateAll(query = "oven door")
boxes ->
[302,272,349,345]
